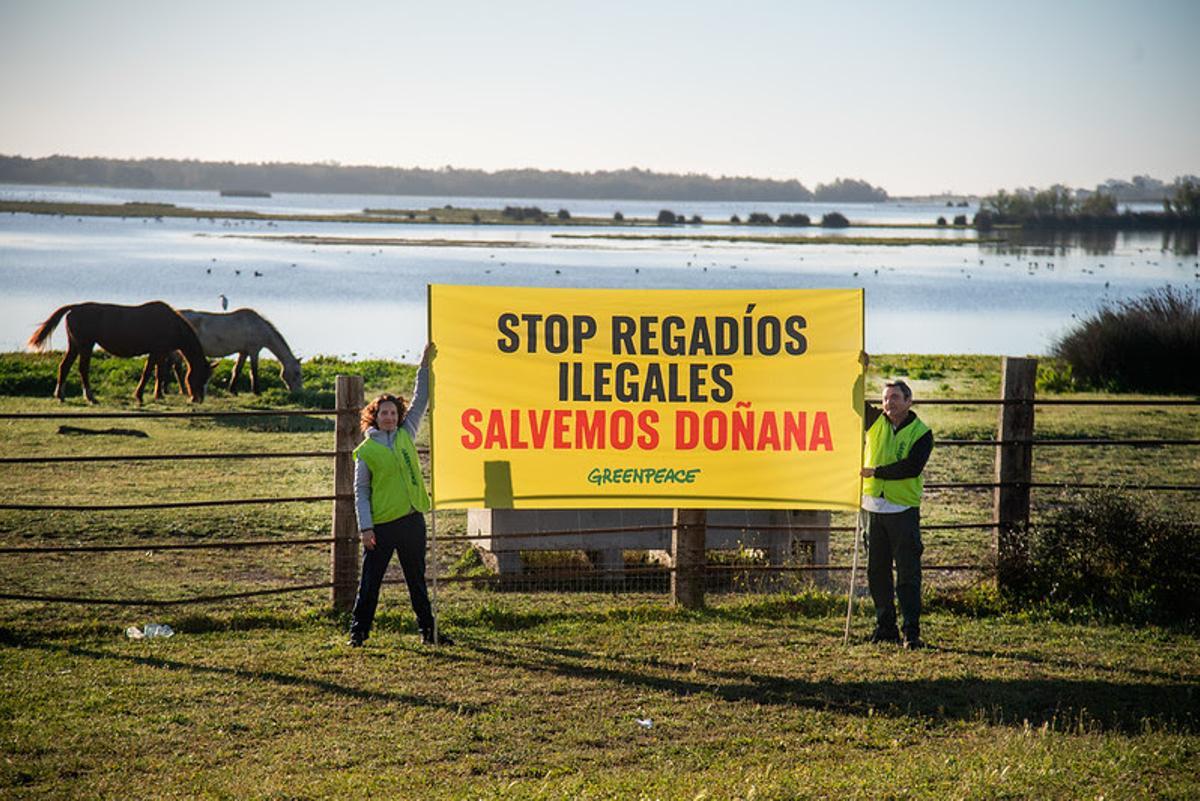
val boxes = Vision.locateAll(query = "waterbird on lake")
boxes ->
[253,271,262,277]
[220,294,228,310]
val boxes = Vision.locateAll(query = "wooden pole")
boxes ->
[994,356,1037,591]
[672,509,707,609]
[331,374,364,612]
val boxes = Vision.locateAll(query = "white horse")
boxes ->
[170,308,303,394]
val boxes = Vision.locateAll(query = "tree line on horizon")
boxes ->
[974,178,1200,229]
[0,154,889,203]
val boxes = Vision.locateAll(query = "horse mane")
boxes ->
[250,310,298,365]
[171,308,208,367]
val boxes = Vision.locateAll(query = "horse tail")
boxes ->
[27,304,74,351]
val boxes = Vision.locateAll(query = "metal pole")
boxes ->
[425,287,440,645]
[845,328,868,645]
[843,511,863,645]
[431,507,439,645]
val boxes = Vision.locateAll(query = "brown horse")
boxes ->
[27,301,214,404]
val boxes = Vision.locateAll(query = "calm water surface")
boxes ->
[1,184,1195,360]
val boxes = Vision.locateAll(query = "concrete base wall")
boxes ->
[466,508,830,579]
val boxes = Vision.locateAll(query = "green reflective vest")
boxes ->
[353,430,431,525]
[862,413,930,508]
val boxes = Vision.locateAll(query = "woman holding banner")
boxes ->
[348,343,452,647]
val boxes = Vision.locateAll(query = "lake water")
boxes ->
[1,184,1195,361]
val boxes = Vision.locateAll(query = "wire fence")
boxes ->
[0,389,1196,610]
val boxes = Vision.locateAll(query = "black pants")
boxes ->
[349,512,434,638]
[865,507,923,639]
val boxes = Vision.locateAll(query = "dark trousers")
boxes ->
[865,507,923,639]
[349,512,434,638]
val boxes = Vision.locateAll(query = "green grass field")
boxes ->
[1,352,1197,798]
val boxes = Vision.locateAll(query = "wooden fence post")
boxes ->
[332,374,365,612]
[994,356,1037,591]
[672,509,707,609]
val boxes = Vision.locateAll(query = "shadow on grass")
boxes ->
[934,643,1200,684]
[458,641,1198,734]
[438,595,846,632]
[27,641,483,714]
[0,610,333,643]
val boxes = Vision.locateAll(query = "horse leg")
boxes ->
[134,355,155,405]
[78,349,97,404]
[55,345,78,402]
[229,352,247,395]
[173,354,187,395]
[151,356,166,400]
[249,353,261,395]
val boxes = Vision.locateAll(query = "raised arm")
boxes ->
[402,343,435,438]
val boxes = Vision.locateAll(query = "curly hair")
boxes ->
[360,393,409,434]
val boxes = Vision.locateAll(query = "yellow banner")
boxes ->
[429,286,863,509]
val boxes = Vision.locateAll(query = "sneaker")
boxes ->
[348,631,365,648]
[866,629,901,644]
[421,629,454,646]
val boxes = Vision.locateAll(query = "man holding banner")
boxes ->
[859,380,933,649]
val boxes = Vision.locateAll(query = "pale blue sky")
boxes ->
[1,0,1197,195]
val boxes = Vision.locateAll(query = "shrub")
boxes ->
[1051,286,1200,393]
[613,211,624,222]
[656,209,678,224]
[777,213,811,227]
[973,210,995,231]
[729,214,741,224]
[953,214,967,226]
[936,216,947,226]
[1166,178,1200,218]
[747,212,773,225]
[557,208,571,220]
[1007,489,1200,624]
[690,214,702,224]
[820,211,849,228]
[1035,361,1076,393]
[501,206,546,222]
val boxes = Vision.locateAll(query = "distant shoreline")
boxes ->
[2,199,1001,246]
